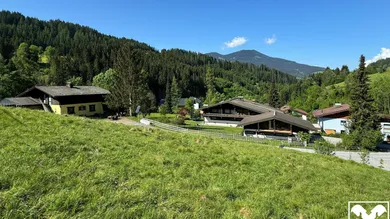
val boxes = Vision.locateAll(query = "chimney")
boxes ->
[273,110,276,116]
[67,82,74,88]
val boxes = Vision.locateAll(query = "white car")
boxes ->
[380,122,390,142]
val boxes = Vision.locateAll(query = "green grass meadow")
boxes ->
[328,70,390,89]
[147,113,243,134]
[1,107,390,218]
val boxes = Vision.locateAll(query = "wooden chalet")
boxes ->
[200,97,282,127]
[238,111,317,137]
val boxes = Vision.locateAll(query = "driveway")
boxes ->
[109,117,149,127]
[286,147,390,170]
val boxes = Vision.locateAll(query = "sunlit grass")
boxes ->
[147,113,242,134]
[1,107,390,218]
[328,70,390,89]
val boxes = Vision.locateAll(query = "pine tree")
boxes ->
[205,67,217,104]
[0,54,11,98]
[163,79,172,113]
[349,55,377,131]
[344,55,382,150]
[170,76,181,108]
[268,82,280,108]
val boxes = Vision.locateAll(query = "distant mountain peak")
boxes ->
[206,50,324,77]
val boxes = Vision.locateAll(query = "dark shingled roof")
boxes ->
[0,97,41,106]
[18,86,110,98]
[201,98,282,114]
[312,104,350,118]
[178,97,202,106]
[238,111,317,131]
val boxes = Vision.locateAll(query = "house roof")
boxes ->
[280,105,308,115]
[312,104,350,118]
[0,97,41,106]
[201,98,282,114]
[238,111,317,131]
[280,105,291,112]
[294,108,309,116]
[178,97,202,106]
[18,86,110,98]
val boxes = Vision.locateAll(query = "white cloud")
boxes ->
[265,34,277,45]
[366,48,390,66]
[223,37,248,48]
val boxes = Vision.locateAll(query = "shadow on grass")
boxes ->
[0,107,24,124]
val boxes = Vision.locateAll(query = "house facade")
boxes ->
[14,84,110,116]
[200,97,281,127]
[312,104,350,134]
[239,111,316,138]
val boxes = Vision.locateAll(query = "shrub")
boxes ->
[191,109,201,120]
[171,106,180,114]
[172,116,185,125]
[158,104,169,116]
[342,128,382,150]
[359,150,370,165]
[314,140,335,155]
[178,108,188,117]
[298,132,312,146]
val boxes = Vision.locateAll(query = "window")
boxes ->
[211,108,219,113]
[79,106,86,111]
[340,120,346,126]
[67,107,75,114]
[89,105,96,112]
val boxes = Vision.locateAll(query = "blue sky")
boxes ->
[1,0,389,69]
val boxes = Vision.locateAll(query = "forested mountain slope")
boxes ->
[207,50,325,78]
[0,11,296,104]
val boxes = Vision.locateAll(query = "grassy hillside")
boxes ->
[1,107,390,218]
[329,70,390,88]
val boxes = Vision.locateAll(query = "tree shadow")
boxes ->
[0,108,24,125]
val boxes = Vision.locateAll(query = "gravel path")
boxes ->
[109,117,149,127]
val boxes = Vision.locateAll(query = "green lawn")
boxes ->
[1,107,390,218]
[180,119,243,134]
[147,113,243,134]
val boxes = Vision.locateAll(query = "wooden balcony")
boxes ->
[202,113,250,118]
[244,128,293,135]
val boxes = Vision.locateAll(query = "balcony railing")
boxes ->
[202,113,251,118]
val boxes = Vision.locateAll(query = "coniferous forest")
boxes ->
[1,11,390,115]
[0,11,296,110]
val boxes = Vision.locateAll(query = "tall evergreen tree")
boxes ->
[349,55,377,131]
[268,82,280,108]
[170,76,181,108]
[345,55,382,150]
[205,67,217,104]
[0,54,11,98]
[163,79,172,113]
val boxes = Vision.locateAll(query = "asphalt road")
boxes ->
[286,147,390,171]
